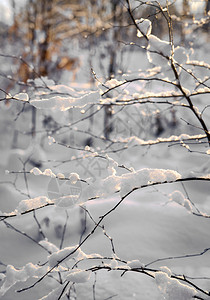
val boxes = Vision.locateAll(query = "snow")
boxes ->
[127,260,145,269]
[65,269,91,283]
[68,172,80,184]
[16,196,52,214]
[120,133,207,147]
[54,195,80,208]
[48,245,80,268]
[169,191,193,212]
[136,18,152,38]
[0,1,12,25]
[39,285,66,300]
[30,167,43,176]
[169,190,186,205]
[38,240,59,254]
[173,46,188,65]
[48,136,55,145]
[147,35,171,65]
[56,173,65,179]
[102,78,124,90]
[30,168,57,178]
[79,168,182,200]
[0,264,47,297]
[30,90,100,111]
[42,169,56,178]
[33,77,55,87]
[159,266,172,277]
[13,93,29,102]
[138,0,172,6]
[155,270,197,300]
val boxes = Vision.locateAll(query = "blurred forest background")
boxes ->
[0,0,209,151]
[0,0,209,89]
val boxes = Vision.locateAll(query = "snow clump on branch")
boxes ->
[15,196,52,214]
[79,167,181,200]
[169,190,193,212]
[147,35,172,66]
[13,92,29,102]
[0,263,48,297]
[48,245,82,268]
[30,90,100,111]
[30,167,56,177]
[65,269,91,283]
[155,267,197,299]
[136,18,152,38]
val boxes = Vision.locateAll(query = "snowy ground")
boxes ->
[1,130,210,300]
